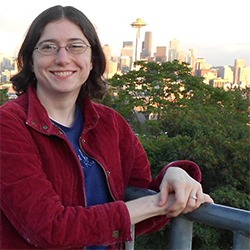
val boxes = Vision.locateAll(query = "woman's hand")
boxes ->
[158,167,214,218]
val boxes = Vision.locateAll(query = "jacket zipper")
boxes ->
[79,137,116,250]
[79,137,116,202]
[53,125,88,208]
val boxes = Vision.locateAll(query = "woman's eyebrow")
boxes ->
[37,38,87,45]
[37,39,57,45]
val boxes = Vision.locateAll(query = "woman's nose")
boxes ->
[54,47,71,64]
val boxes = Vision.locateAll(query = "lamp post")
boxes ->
[131,18,147,62]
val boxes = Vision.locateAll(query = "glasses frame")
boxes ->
[34,41,91,56]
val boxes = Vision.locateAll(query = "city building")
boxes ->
[194,58,211,77]
[240,66,250,88]
[103,44,118,79]
[0,54,16,82]
[210,78,228,89]
[1,36,249,99]
[155,46,167,63]
[168,38,180,62]
[140,31,152,60]
[233,59,245,84]
[200,68,218,85]
[187,49,197,75]
[217,66,234,84]
[120,41,134,72]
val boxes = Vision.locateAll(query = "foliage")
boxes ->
[101,60,250,249]
[0,88,9,105]
[108,60,203,118]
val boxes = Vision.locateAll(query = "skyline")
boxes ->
[1,0,249,66]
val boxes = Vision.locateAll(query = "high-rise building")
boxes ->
[169,38,180,50]
[187,49,196,75]
[103,44,114,78]
[178,49,187,63]
[168,38,180,62]
[233,59,245,84]
[141,31,152,59]
[122,41,133,48]
[120,56,132,73]
[121,41,134,58]
[194,58,211,76]
[102,44,119,78]
[155,46,167,63]
[240,66,250,88]
[120,41,134,71]
[218,66,234,83]
[200,68,218,85]
[119,41,134,72]
[102,44,111,60]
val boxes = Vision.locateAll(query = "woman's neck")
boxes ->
[48,105,77,127]
[37,90,78,127]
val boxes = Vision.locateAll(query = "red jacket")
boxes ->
[0,86,201,249]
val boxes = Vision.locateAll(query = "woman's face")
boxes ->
[32,18,92,100]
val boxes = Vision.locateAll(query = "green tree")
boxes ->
[0,88,9,105]
[101,60,250,249]
[109,60,202,118]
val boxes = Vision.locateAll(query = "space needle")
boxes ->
[131,18,147,62]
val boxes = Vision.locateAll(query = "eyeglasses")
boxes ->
[34,42,91,55]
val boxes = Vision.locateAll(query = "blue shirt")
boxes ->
[52,106,111,249]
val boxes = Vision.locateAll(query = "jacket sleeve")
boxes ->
[119,114,203,236]
[0,107,132,248]
[148,160,202,192]
[134,160,202,236]
[104,110,203,237]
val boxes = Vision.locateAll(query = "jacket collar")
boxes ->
[81,94,100,133]
[25,86,99,135]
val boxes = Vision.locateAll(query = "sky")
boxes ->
[0,0,249,66]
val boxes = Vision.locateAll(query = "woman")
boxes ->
[0,5,213,249]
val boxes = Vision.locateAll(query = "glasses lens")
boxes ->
[35,42,90,55]
[67,43,88,54]
[38,44,58,55]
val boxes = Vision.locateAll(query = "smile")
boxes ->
[53,71,73,77]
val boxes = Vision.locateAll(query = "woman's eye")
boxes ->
[40,44,57,50]
[70,44,84,49]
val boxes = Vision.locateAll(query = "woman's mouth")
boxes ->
[53,71,74,77]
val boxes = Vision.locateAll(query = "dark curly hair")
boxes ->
[11,5,108,99]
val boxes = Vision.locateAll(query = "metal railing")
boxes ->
[125,187,250,250]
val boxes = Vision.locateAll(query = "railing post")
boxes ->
[125,225,135,250]
[233,231,250,250]
[169,216,193,250]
